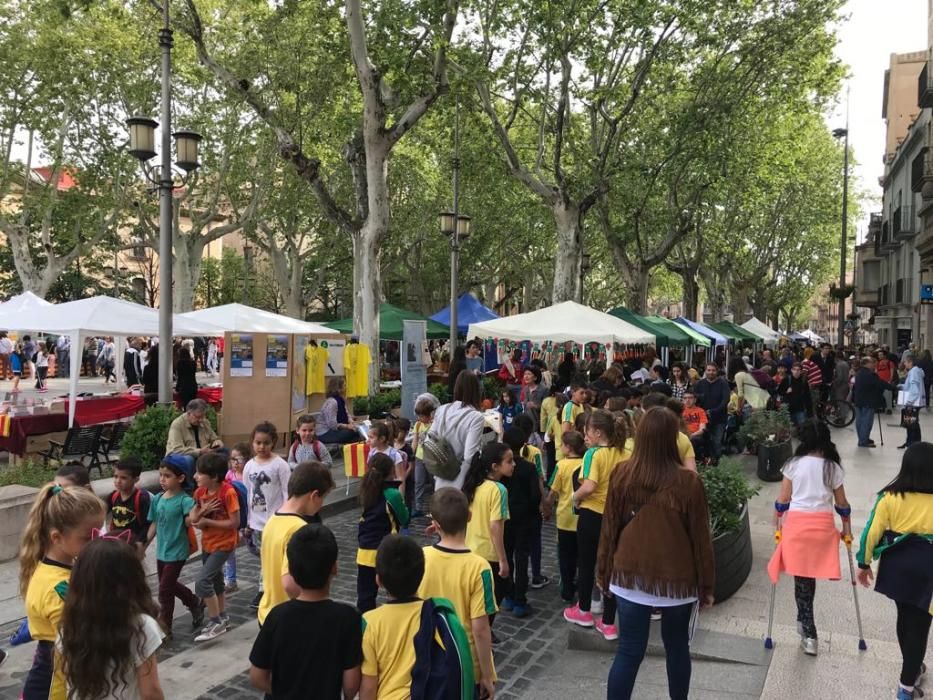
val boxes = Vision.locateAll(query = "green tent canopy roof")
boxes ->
[645,315,711,348]
[325,303,450,341]
[608,307,693,347]
[708,320,761,343]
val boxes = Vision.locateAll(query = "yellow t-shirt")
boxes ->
[547,457,583,531]
[361,600,423,700]
[26,559,71,700]
[561,401,584,429]
[521,445,545,479]
[418,545,497,680]
[414,420,430,460]
[257,512,313,624]
[466,479,509,562]
[344,343,373,399]
[540,397,558,438]
[579,445,630,515]
[624,433,694,466]
[305,345,329,395]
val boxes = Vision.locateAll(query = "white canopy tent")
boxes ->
[0,291,53,315]
[0,296,224,426]
[798,328,824,343]
[467,301,654,367]
[740,317,782,344]
[177,303,335,334]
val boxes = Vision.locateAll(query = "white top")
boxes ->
[243,456,291,531]
[610,584,697,608]
[431,401,487,490]
[782,455,844,513]
[630,368,650,384]
[60,614,163,700]
[369,445,404,465]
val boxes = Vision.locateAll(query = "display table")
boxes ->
[197,386,223,408]
[64,395,146,426]
[0,413,69,457]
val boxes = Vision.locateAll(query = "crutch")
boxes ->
[764,521,782,649]
[842,532,868,651]
[876,408,884,446]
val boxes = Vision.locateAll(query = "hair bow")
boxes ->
[90,528,133,544]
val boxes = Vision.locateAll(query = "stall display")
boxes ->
[64,395,146,425]
[265,335,289,377]
[344,340,372,398]
[229,334,254,377]
[304,341,329,395]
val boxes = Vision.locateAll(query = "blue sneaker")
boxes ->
[500,597,514,612]
[513,603,529,618]
[896,686,916,700]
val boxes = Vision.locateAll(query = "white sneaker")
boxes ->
[194,619,228,642]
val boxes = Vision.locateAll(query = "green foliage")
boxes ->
[369,389,402,418]
[352,397,370,416]
[700,458,760,538]
[0,461,57,488]
[482,376,501,401]
[428,383,450,405]
[120,405,182,470]
[738,408,792,447]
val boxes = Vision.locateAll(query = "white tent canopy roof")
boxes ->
[798,328,824,343]
[0,291,53,317]
[178,303,336,335]
[740,317,781,343]
[467,301,655,346]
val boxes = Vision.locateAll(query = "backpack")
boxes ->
[110,489,145,543]
[223,480,249,529]
[410,598,475,700]
[422,407,472,481]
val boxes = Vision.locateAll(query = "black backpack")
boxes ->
[410,598,475,700]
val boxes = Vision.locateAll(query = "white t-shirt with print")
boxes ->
[782,455,844,513]
[243,456,291,531]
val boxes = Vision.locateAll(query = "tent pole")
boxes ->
[68,331,81,428]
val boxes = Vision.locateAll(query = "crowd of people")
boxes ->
[9,334,933,700]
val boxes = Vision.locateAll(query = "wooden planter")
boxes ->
[757,440,792,482]
[713,502,753,604]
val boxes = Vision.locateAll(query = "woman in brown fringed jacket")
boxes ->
[597,407,716,700]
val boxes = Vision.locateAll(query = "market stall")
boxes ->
[178,303,344,446]
[431,293,499,335]
[326,302,450,340]
[609,307,695,365]
[741,317,782,345]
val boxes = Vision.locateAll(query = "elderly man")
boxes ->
[166,399,223,467]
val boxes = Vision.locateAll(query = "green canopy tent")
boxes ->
[644,315,712,366]
[709,320,761,345]
[609,307,695,365]
[325,303,450,341]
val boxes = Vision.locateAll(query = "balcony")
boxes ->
[894,206,917,241]
[881,221,901,252]
[896,278,906,304]
[913,148,930,192]
[920,61,933,108]
[880,283,890,307]
[854,289,880,308]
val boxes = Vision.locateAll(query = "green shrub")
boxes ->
[0,460,57,488]
[738,407,792,447]
[700,457,760,538]
[482,376,500,400]
[369,389,402,418]
[428,383,450,405]
[353,396,370,415]
[121,404,182,470]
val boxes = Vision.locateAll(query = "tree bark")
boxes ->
[682,274,700,321]
[552,200,583,303]
[619,263,650,314]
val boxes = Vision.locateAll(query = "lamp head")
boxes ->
[126,117,158,162]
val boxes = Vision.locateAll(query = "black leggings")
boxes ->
[576,508,615,625]
[897,600,933,687]
[794,576,816,638]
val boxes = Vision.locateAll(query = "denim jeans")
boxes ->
[855,406,875,445]
[608,596,694,700]
[705,422,725,459]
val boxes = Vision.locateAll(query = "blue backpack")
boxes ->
[225,480,249,530]
[410,598,475,700]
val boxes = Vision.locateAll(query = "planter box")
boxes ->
[757,441,792,482]
[713,502,753,603]
[0,485,41,562]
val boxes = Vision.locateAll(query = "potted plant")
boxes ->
[738,407,793,482]
[352,396,370,421]
[428,383,450,405]
[700,459,760,603]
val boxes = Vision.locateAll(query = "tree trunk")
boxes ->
[552,200,582,303]
[682,274,700,321]
[731,286,749,323]
[173,236,204,312]
[620,264,650,314]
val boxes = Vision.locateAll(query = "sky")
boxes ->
[830,0,928,241]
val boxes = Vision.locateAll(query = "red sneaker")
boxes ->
[563,603,594,627]
[595,620,619,641]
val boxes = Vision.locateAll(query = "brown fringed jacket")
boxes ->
[597,466,715,601]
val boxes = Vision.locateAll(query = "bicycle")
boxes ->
[817,396,855,428]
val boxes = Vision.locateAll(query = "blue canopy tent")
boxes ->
[673,317,728,346]
[431,292,499,335]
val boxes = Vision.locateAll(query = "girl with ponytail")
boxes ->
[19,483,105,700]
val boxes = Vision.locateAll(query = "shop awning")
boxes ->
[645,315,711,348]
[326,303,450,341]
[708,320,761,343]
[674,317,728,346]
[609,307,693,347]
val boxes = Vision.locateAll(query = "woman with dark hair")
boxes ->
[918,349,933,409]
[175,347,198,409]
[557,351,576,391]
[316,376,361,444]
[667,363,690,400]
[597,407,714,699]
[431,370,487,490]
[447,345,468,399]
[142,348,159,406]
[768,421,850,656]
[519,365,546,431]
[858,442,933,700]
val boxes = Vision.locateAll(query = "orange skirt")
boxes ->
[767,510,841,583]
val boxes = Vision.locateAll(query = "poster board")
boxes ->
[265,335,289,377]
[401,320,428,421]
[229,334,253,377]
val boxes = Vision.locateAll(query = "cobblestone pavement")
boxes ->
[0,505,573,700]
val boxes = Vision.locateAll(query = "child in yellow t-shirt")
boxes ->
[411,395,438,517]
[544,430,586,602]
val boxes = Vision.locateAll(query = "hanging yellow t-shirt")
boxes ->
[304,344,329,395]
[344,342,372,398]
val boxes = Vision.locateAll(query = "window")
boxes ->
[131,277,147,304]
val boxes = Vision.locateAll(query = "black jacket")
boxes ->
[694,376,730,424]
[853,367,890,409]
[778,375,812,414]
[501,456,541,525]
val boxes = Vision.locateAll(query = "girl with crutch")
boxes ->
[767,420,851,656]
[857,442,933,700]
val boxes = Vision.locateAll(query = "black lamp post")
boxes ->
[833,126,849,350]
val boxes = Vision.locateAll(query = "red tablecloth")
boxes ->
[197,387,223,408]
[64,395,147,426]
[0,413,69,456]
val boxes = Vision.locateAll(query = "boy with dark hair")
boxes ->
[561,383,587,433]
[511,415,549,589]
[500,427,544,615]
[360,535,426,700]
[107,456,151,554]
[257,462,336,625]
[419,488,497,699]
[54,463,91,490]
[250,524,362,699]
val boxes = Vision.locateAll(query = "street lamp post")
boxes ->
[833,126,849,350]
[438,101,472,353]
[125,1,202,405]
